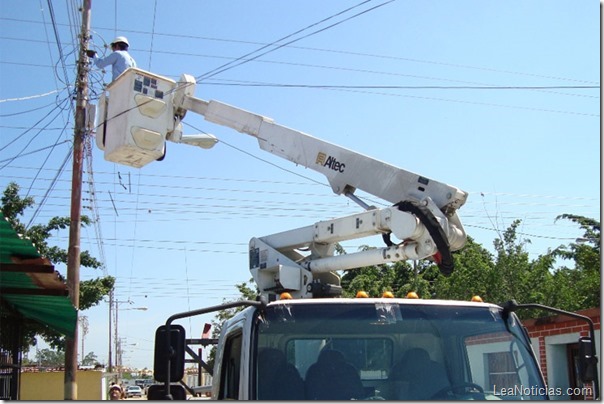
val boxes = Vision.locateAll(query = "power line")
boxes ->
[147,0,158,71]
[3,50,598,100]
[0,88,64,103]
[0,125,67,130]
[45,0,76,117]
[0,97,70,162]
[24,118,72,197]
[196,0,382,81]
[87,1,398,144]
[26,145,73,228]
[2,17,597,86]
[0,101,58,117]
[5,166,599,204]
[202,81,599,91]
[0,141,71,164]
[84,151,108,277]
[182,122,329,188]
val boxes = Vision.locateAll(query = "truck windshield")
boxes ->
[254,301,546,400]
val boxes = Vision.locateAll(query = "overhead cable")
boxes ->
[1,16,598,85]
[202,81,600,91]
[26,145,73,228]
[0,88,63,103]
[196,0,394,82]
[0,97,69,154]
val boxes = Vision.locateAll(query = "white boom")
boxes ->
[96,68,468,298]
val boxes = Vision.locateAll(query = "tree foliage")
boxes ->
[548,214,601,311]
[339,216,599,319]
[206,280,258,369]
[434,236,494,301]
[81,351,99,366]
[0,182,115,352]
[27,348,66,367]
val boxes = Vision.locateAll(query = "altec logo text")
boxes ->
[316,152,346,173]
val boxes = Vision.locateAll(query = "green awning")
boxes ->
[0,212,77,338]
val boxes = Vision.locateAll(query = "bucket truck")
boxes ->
[95,68,599,400]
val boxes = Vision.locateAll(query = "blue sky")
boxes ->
[0,1,599,370]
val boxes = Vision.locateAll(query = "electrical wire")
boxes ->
[196,0,379,81]
[182,121,329,188]
[24,118,72,197]
[84,135,109,277]
[0,102,58,117]
[26,145,73,228]
[0,140,71,164]
[147,0,158,71]
[1,2,596,272]
[87,1,397,143]
[46,0,76,118]
[66,0,82,48]
[0,89,64,103]
[121,48,598,100]
[1,16,599,86]
[0,125,67,131]
[0,97,70,155]
[6,166,598,205]
[202,80,599,91]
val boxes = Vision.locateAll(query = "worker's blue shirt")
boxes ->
[93,50,136,81]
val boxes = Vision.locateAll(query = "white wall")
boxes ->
[545,330,600,400]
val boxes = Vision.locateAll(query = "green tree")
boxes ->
[548,214,601,311]
[342,264,402,298]
[435,217,602,318]
[81,351,99,366]
[0,182,114,351]
[436,221,558,319]
[434,237,494,301]
[206,280,257,369]
[36,348,66,367]
[489,220,534,303]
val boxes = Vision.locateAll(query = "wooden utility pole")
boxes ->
[108,290,114,374]
[65,0,91,399]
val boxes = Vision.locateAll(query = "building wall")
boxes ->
[523,308,601,400]
[20,370,106,400]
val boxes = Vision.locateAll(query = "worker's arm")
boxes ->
[90,51,118,69]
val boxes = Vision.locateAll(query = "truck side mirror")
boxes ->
[147,384,187,400]
[154,324,186,383]
[578,336,597,383]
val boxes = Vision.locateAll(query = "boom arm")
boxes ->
[177,75,467,216]
[97,68,469,298]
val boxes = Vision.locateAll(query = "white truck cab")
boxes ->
[212,297,544,400]
[151,295,598,400]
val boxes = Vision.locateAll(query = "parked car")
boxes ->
[125,385,143,398]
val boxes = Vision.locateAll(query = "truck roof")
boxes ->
[264,297,500,309]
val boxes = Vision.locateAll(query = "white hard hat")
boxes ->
[111,36,130,47]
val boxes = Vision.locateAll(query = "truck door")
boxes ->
[213,310,254,400]
[217,331,243,400]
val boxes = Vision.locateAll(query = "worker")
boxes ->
[108,383,123,400]
[87,36,136,82]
